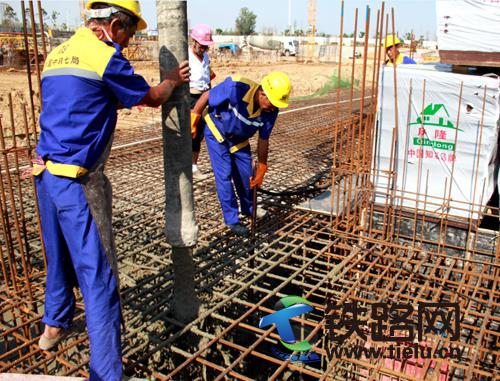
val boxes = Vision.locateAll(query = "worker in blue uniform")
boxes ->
[385,35,416,65]
[32,1,190,380]
[191,72,292,237]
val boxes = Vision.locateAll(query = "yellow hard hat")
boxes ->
[86,0,147,31]
[261,71,292,109]
[385,35,401,49]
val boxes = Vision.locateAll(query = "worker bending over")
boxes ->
[191,72,292,237]
[189,23,216,180]
[33,1,189,380]
[385,35,416,65]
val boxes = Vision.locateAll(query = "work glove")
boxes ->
[250,163,268,189]
[190,112,201,139]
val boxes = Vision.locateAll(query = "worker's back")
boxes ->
[37,27,149,171]
[206,76,278,144]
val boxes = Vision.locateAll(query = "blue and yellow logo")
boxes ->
[259,295,320,362]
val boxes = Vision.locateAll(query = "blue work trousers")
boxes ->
[205,127,253,225]
[35,170,122,381]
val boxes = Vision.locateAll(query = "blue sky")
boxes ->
[5,0,437,39]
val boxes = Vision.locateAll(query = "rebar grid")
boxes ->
[150,215,498,381]
[1,87,366,376]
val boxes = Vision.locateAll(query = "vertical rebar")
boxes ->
[28,0,42,99]
[21,102,47,269]
[330,0,344,230]
[354,5,370,224]
[20,1,38,130]
[8,94,29,259]
[37,0,47,60]
[0,116,34,304]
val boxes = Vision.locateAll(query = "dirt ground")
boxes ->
[132,60,362,98]
[0,59,371,98]
[0,59,372,136]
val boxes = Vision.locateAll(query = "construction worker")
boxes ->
[33,1,189,380]
[6,41,14,66]
[189,23,216,181]
[191,72,292,237]
[384,35,416,65]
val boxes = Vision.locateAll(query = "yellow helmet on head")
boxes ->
[86,0,147,31]
[261,71,292,109]
[385,35,401,49]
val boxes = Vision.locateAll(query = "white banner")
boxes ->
[373,65,500,220]
[436,0,500,52]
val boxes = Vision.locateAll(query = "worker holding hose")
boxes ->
[31,1,189,380]
[191,72,292,237]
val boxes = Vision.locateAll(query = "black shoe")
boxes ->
[229,223,249,237]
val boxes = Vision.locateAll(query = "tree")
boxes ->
[1,5,18,30]
[23,6,48,31]
[235,7,256,35]
[289,29,304,36]
[50,10,60,27]
[215,28,223,35]
[40,8,48,30]
[4,5,16,20]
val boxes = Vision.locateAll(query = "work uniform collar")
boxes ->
[386,52,404,66]
[242,83,261,118]
[77,26,122,51]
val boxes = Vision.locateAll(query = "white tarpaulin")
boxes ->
[373,65,499,220]
[436,0,500,52]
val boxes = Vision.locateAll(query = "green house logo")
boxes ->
[409,103,463,132]
[408,103,461,154]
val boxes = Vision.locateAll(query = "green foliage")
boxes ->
[4,5,16,20]
[284,28,305,37]
[214,28,235,35]
[50,10,60,27]
[292,73,352,101]
[235,7,256,35]
[1,5,18,31]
